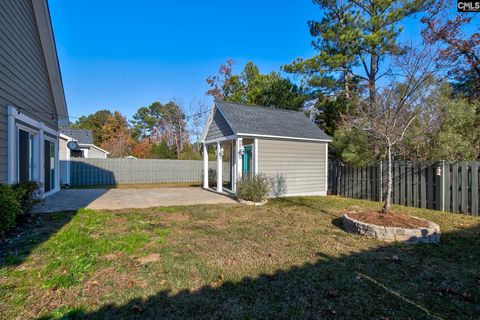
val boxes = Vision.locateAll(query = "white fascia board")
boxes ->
[203,135,237,144]
[279,191,327,197]
[78,144,110,154]
[236,133,332,143]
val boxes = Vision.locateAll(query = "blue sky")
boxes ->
[49,0,320,120]
[48,0,462,121]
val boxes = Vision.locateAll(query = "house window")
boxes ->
[71,149,84,158]
[17,128,38,182]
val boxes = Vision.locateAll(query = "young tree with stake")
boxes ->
[345,46,439,213]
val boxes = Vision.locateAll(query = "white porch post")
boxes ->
[39,123,45,193]
[216,141,223,192]
[7,106,16,184]
[254,138,259,175]
[236,138,243,181]
[203,143,208,189]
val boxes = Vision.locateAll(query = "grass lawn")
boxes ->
[1,196,479,319]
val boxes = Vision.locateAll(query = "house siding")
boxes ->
[257,138,327,196]
[0,0,59,183]
[86,146,108,158]
[205,109,234,141]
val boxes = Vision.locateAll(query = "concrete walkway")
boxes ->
[34,187,236,213]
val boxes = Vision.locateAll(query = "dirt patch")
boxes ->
[135,253,161,265]
[348,211,430,228]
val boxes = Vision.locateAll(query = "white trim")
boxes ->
[216,141,223,192]
[254,138,259,175]
[203,134,237,144]
[7,106,16,183]
[44,134,57,143]
[38,123,45,189]
[203,143,209,189]
[279,191,327,197]
[78,144,110,155]
[236,138,243,182]
[237,133,332,143]
[6,105,61,196]
[15,108,58,137]
[325,143,328,193]
[59,133,71,140]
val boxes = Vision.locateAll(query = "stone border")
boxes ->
[343,213,440,244]
[238,198,268,206]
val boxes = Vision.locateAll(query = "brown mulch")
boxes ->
[347,211,430,228]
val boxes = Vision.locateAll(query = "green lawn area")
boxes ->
[1,196,479,319]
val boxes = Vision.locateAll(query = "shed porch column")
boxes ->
[235,138,243,185]
[216,141,223,192]
[203,143,208,189]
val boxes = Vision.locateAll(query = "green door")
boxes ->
[243,145,253,176]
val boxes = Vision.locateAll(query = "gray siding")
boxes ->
[205,109,234,141]
[0,0,59,183]
[258,139,327,195]
[85,146,108,158]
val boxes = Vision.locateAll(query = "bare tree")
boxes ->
[163,98,189,158]
[345,46,440,213]
[188,100,210,144]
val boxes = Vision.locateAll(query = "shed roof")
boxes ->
[60,129,94,144]
[211,101,331,141]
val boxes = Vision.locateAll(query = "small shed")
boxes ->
[201,101,332,197]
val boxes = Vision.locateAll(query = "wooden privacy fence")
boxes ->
[328,161,480,216]
[66,158,231,187]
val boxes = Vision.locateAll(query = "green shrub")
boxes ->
[12,181,42,214]
[237,174,270,202]
[0,184,21,234]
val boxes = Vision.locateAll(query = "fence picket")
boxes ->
[472,162,479,216]
[328,160,480,216]
[460,162,469,214]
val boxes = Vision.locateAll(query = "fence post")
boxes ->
[378,161,383,202]
[438,160,445,211]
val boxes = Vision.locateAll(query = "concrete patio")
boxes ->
[34,187,236,213]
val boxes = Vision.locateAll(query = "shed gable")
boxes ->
[205,109,234,141]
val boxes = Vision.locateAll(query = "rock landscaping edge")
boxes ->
[238,199,268,206]
[343,213,441,244]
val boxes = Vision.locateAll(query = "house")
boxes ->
[201,101,331,197]
[60,129,109,159]
[59,129,109,186]
[0,0,69,196]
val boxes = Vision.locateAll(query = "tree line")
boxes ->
[205,0,479,167]
[70,101,209,160]
[72,0,479,171]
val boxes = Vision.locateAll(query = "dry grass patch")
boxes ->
[0,197,479,319]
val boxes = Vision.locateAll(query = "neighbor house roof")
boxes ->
[60,129,94,144]
[203,101,331,142]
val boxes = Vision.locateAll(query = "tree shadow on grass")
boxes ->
[0,211,76,267]
[42,224,480,320]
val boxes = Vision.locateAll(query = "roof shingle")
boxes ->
[216,101,331,141]
[60,129,94,144]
